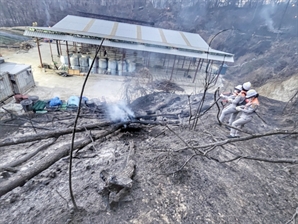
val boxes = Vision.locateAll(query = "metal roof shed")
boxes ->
[24,15,234,63]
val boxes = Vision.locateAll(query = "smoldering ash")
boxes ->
[106,101,135,122]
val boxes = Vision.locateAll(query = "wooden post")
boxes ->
[186,58,191,77]
[165,55,170,75]
[205,60,211,73]
[169,55,176,81]
[199,59,204,70]
[59,40,62,56]
[36,38,43,68]
[192,59,200,83]
[56,40,60,56]
[181,56,186,69]
[66,41,71,69]
[147,52,150,67]
[49,41,53,62]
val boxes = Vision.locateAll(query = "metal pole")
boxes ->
[36,38,43,68]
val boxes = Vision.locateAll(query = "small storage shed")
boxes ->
[0,59,35,95]
[0,58,14,102]
[0,72,14,102]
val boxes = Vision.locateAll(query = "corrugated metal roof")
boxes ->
[24,15,234,62]
[0,62,30,75]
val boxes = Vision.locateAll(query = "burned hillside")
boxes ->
[0,1,298,223]
[0,90,297,223]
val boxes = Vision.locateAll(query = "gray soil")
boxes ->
[0,91,297,224]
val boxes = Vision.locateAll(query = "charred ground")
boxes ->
[0,91,297,224]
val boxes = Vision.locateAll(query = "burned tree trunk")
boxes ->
[0,124,123,197]
[100,140,136,205]
[0,138,57,171]
[0,121,113,148]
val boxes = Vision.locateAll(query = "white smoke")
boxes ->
[260,4,278,32]
[149,0,200,9]
[42,0,51,26]
[106,101,135,122]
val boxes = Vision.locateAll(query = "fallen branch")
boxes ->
[218,155,298,164]
[168,130,298,174]
[0,123,54,130]
[0,138,57,170]
[173,129,298,153]
[194,129,298,150]
[0,124,123,197]
[283,90,298,113]
[285,207,298,224]
[0,121,113,148]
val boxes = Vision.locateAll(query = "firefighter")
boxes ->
[219,82,251,125]
[228,89,259,138]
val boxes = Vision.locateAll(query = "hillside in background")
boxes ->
[0,0,297,101]
[0,1,298,224]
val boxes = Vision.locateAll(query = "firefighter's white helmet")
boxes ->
[242,82,251,91]
[234,85,242,92]
[246,89,258,98]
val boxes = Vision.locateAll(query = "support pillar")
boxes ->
[181,56,186,69]
[169,55,176,81]
[199,59,204,70]
[59,40,62,56]
[147,52,150,67]
[66,41,71,69]
[192,59,200,83]
[49,41,53,62]
[36,38,43,68]
[56,40,60,56]
[186,58,191,77]
[165,55,170,75]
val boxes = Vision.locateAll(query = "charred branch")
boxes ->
[0,121,113,148]
[0,138,57,171]
[0,124,123,197]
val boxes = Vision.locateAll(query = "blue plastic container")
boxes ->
[67,96,80,107]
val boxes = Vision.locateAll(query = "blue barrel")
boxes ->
[67,96,79,107]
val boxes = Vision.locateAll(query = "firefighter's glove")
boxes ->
[236,106,242,111]
[227,99,233,103]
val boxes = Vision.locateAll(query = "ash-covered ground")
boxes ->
[0,92,297,224]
